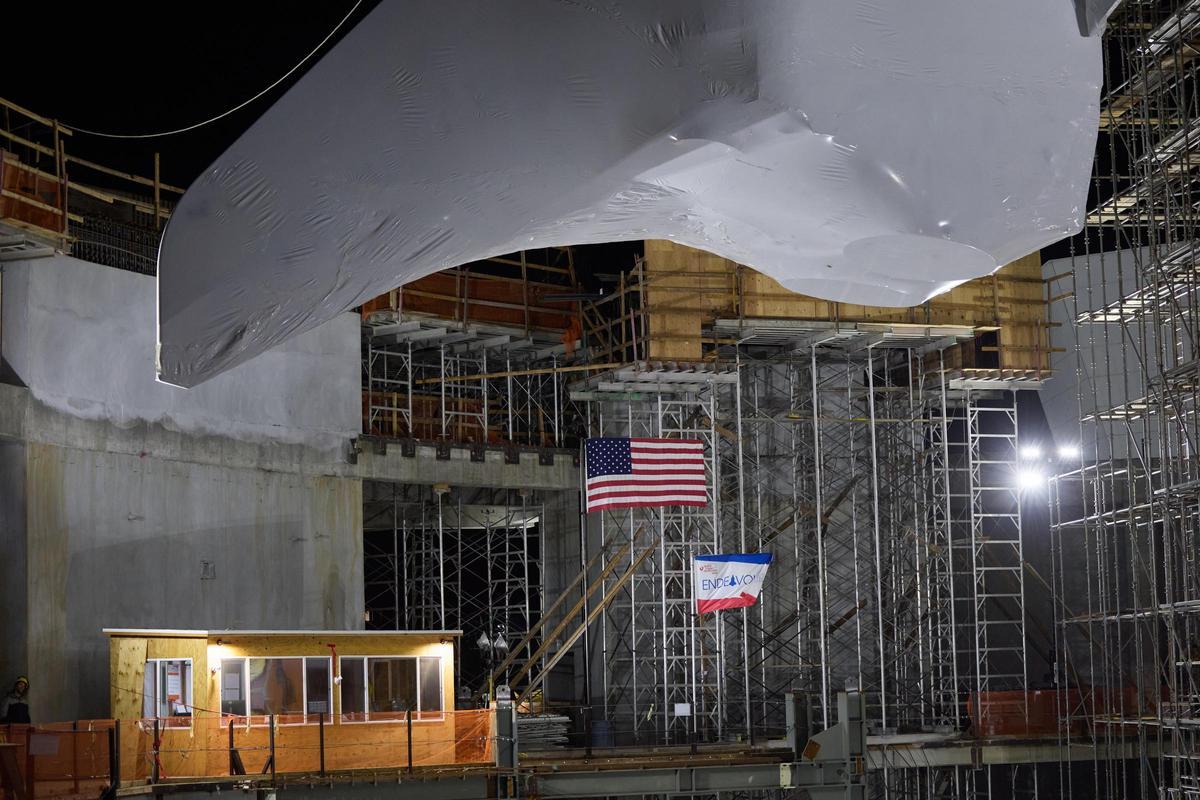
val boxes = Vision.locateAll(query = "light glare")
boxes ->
[1020,445,1042,459]
[1057,444,1080,459]
[1017,469,1045,490]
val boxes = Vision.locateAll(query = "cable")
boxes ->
[60,0,363,139]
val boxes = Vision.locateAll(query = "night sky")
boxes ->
[4,0,640,281]
[5,4,1097,272]
[5,2,378,187]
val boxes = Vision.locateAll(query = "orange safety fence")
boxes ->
[1,711,494,795]
[969,686,1162,738]
[116,709,494,782]
[0,722,114,800]
[0,151,66,236]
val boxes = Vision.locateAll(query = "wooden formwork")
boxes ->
[642,240,1052,374]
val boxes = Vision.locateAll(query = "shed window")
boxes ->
[339,656,442,721]
[249,658,304,715]
[220,657,332,721]
[340,657,366,717]
[143,659,192,726]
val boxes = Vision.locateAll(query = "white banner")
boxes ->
[693,553,772,615]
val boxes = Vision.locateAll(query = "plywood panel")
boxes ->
[645,242,1050,372]
[644,239,737,360]
[109,631,463,781]
[110,637,148,721]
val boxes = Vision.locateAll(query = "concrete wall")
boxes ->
[0,441,28,693]
[25,441,361,721]
[1,255,359,456]
[0,257,365,721]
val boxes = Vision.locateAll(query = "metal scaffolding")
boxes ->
[358,301,1059,799]
[363,314,568,447]
[363,482,545,695]
[1049,2,1200,798]
[582,377,733,744]
[569,327,1040,799]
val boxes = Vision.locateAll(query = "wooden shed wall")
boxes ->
[108,633,455,720]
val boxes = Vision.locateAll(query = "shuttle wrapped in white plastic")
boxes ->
[156,0,1104,387]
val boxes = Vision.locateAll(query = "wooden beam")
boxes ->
[489,536,635,687]
[507,526,647,689]
[65,154,186,194]
[0,96,69,132]
[518,537,659,697]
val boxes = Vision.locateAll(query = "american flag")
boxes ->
[585,437,708,512]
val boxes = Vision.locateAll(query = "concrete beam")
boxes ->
[868,738,1152,769]
[0,384,579,490]
[353,440,578,490]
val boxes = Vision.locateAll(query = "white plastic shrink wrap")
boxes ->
[157,0,1103,387]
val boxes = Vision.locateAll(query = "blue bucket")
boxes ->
[590,719,614,748]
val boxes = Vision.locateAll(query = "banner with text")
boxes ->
[693,553,773,615]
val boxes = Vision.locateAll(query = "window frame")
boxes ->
[218,655,333,725]
[143,658,194,727]
[339,655,444,723]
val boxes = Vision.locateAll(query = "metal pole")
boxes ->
[110,721,120,788]
[440,345,447,440]
[809,344,831,726]
[109,724,119,786]
[25,726,34,800]
[579,439,593,715]
[507,354,514,442]
[406,341,413,438]
[437,494,447,629]
[151,719,160,784]
[406,708,414,773]
[866,346,889,734]
[521,493,533,667]
[393,488,400,630]
[552,355,560,446]
[319,712,326,776]
[268,715,276,785]
[732,354,752,742]
[72,720,79,794]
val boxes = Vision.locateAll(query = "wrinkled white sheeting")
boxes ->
[157,0,1102,387]
[1074,0,1122,36]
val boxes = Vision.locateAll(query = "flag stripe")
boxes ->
[588,489,708,500]
[600,467,706,475]
[629,438,704,447]
[585,436,708,512]
[587,475,706,486]
[589,499,708,511]
[588,479,705,491]
[697,595,757,614]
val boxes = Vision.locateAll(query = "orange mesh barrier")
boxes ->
[115,710,494,782]
[1,722,114,800]
[969,686,1161,738]
[0,152,64,234]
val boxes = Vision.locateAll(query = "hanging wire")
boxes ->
[57,0,364,139]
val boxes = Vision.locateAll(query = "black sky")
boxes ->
[6,2,379,187]
[5,4,1099,271]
